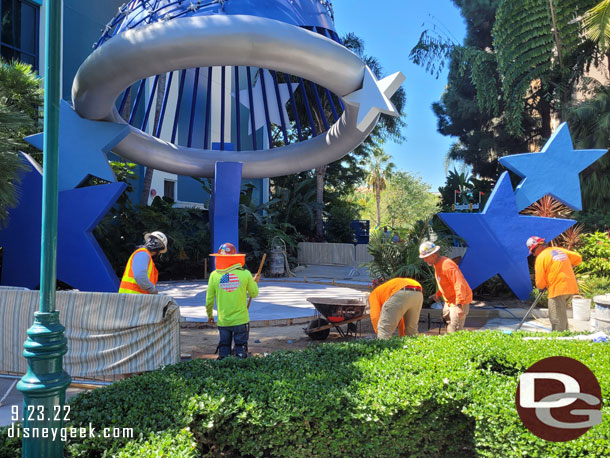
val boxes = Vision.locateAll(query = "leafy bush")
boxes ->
[577,231,610,277]
[95,195,211,281]
[366,218,453,297]
[4,332,605,457]
[578,275,610,300]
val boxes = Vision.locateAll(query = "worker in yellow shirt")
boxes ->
[368,277,423,338]
[527,236,582,331]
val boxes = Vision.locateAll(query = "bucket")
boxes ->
[572,296,591,321]
[593,294,610,333]
[269,248,284,275]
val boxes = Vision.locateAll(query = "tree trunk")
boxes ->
[375,184,381,228]
[140,74,167,206]
[315,164,328,240]
[538,97,552,141]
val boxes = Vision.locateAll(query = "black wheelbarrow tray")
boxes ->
[305,297,369,340]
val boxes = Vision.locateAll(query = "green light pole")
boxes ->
[17,1,71,457]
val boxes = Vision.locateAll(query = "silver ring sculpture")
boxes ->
[73,15,403,178]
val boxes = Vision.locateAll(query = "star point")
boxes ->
[343,66,404,132]
[25,100,130,191]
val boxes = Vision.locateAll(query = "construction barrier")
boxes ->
[298,242,370,266]
[0,290,180,377]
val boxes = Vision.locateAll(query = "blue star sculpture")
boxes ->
[498,122,606,211]
[25,100,130,191]
[0,154,127,292]
[438,172,576,300]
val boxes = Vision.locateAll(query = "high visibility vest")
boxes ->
[118,248,158,294]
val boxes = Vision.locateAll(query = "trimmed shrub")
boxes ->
[2,332,609,457]
[578,232,610,277]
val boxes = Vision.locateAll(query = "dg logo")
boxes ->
[516,356,603,441]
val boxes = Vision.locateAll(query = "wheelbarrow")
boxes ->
[305,297,369,340]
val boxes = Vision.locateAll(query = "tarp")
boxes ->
[0,291,180,377]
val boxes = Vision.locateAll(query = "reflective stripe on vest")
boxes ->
[118,248,158,294]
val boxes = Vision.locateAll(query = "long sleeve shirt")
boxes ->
[535,247,582,298]
[433,256,472,306]
[132,250,157,293]
[206,264,259,326]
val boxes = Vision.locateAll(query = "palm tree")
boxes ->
[0,59,43,226]
[364,142,395,227]
[584,1,610,59]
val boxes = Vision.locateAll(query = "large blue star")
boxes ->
[438,172,575,300]
[498,122,606,211]
[25,100,130,191]
[0,154,126,292]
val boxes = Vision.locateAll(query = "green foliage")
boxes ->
[2,332,608,457]
[0,105,29,227]
[579,274,610,299]
[0,58,44,226]
[566,83,610,214]
[366,218,451,296]
[94,194,211,282]
[576,210,610,232]
[324,199,361,244]
[114,428,198,458]
[382,171,439,230]
[577,231,610,277]
[584,0,610,51]
[437,169,493,211]
[0,426,20,458]
[492,0,597,135]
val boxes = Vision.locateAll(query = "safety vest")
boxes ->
[118,248,158,294]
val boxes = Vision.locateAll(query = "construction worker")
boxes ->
[368,277,423,338]
[118,231,168,294]
[527,236,582,331]
[206,243,260,359]
[419,241,472,333]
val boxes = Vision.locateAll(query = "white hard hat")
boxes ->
[419,241,440,258]
[144,231,168,253]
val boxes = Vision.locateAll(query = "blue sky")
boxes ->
[333,0,466,190]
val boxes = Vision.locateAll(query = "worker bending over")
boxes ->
[368,277,423,338]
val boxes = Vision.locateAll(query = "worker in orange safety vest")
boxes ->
[527,236,582,331]
[119,231,168,294]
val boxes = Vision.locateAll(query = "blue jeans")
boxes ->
[218,323,249,358]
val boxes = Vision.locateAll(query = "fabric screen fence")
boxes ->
[1,290,180,377]
[297,242,371,266]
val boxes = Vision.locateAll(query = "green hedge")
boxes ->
[2,332,609,457]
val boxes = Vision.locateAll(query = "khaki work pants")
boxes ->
[442,303,470,333]
[377,290,423,339]
[548,294,572,331]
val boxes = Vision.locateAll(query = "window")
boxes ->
[1,0,39,69]
[164,180,175,201]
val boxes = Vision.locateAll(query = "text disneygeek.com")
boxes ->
[5,424,134,442]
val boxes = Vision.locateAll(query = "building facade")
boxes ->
[1,0,268,210]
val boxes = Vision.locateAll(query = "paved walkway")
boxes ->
[158,280,367,322]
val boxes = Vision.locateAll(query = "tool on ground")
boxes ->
[515,289,545,331]
[247,253,266,309]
